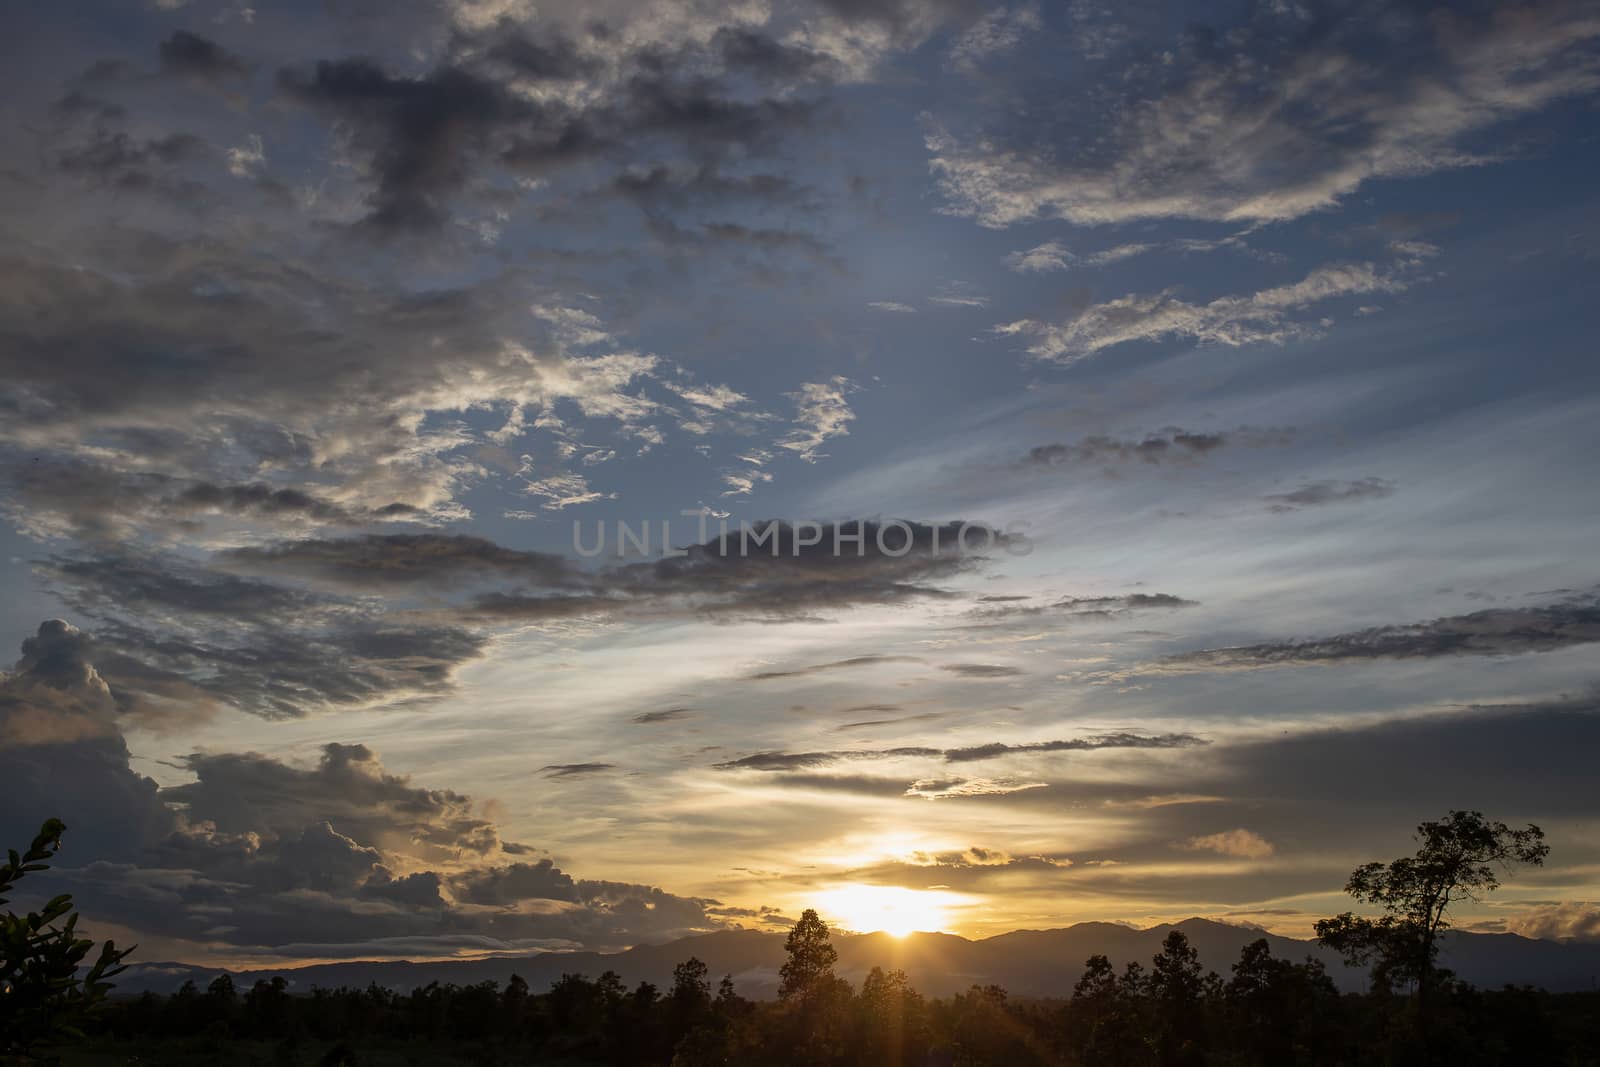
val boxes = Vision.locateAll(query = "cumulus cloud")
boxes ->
[3,629,721,958]
[930,0,1600,227]
[1502,902,1600,942]
[0,620,125,748]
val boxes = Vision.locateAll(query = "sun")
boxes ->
[816,885,959,938]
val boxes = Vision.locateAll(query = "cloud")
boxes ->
[1183,829,1275,860]
[1005,235,1267,274]
[1263,477,1396,513]
[996,259,1425,363]
[3,632,722,957]
[969,591,1198,623]
[1004,240,1072,273]
[904,777,1047,799]
[940,663,1023,678]
[747,654,923,681]
[27,516,1019,724]
[777,376,857,462]
[713,730,1206,771]
[218,533,584,591]
[539,763,616,778]
[1501,902,1600,942]
[274,22,826,236]
[927,282,990,308]
[929,1,1600,227]
[0,620,120,747]
[867,301,918,313]
[157,31,251,87]
[38,552,490,719]
[632,707,695,725]
[1019,426,1291,470]
[948,4,1041,71]
[1117,591,1600,678]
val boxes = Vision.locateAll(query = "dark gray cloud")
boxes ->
[3,631,721,957]
[833,712,941,731]
[0,622,183,861]
[37,553,489,720]
[1263,477,1396,513]
[469,521,1014,624]
[157,31,251,86]
[747,654,922,681]
[220,533,586,591]
[1122,591,1600,677]
[632,707,695,725]
[274,22,827,236]
[52,130,207,190]
[940,663,1023,678]
[970,591,1198,622]
[1021,426,1293,470]
[19,518,1014,723]
[539,762,617,778]
[714,731,1206,771]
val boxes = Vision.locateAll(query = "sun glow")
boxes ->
[817,884,960,937]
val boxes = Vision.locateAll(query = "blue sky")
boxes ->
[2,0,1599,963]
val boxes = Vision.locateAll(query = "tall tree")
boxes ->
[778,908,838,1002]
[1315,810,1548,1032]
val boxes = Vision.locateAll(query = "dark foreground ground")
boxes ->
[29,974,1600,1066]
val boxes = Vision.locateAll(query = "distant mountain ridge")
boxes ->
[120,918,1600,998]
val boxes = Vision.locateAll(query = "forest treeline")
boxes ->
[59,923,1600,1066]
[6,811,1600,1065]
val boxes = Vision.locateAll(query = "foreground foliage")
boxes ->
[1,820,134,1060]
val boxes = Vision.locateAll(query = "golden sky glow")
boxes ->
[816,885,967,938]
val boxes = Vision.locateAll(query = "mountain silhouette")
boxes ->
[118,918,1600,997]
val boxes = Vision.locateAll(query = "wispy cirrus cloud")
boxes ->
[930,1,1600,227]
[996,258,1428,363]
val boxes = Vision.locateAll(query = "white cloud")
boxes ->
[776,376,857,463]
[1183,829,1275,859]
[1004,240,1073,273]
[225,134,266,179]
[948,4,1042,72]
[997,258,1420,363]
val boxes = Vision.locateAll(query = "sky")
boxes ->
[2,0,1599,968]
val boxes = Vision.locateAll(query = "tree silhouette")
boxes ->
[1315,809,1548,1048]
[778,908,838,1002]
[0,818,135,1058]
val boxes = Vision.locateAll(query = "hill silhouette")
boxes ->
[119,917,1600,998]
